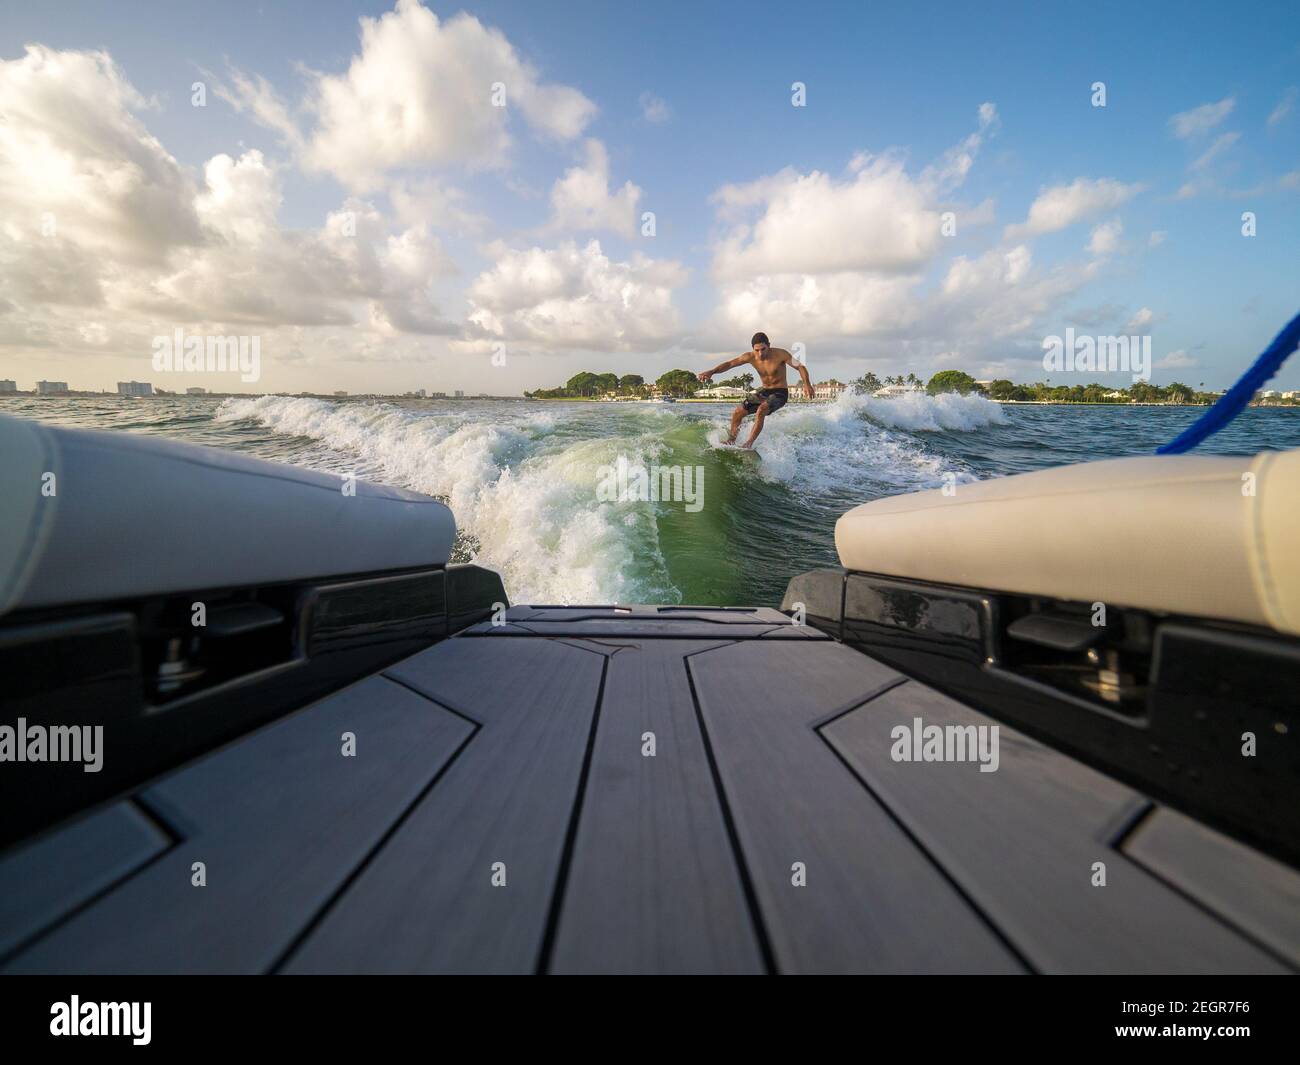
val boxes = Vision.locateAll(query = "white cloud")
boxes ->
[214,67,305,153]
[1148,230,1167,248]
[465,240,687,350]
[1266,88,1296,128]
[713,154,941,280]
[1168,97,1235,139]
[924,101,999,193]
[131,180,458,333]
[1086,218,1123,256]
[0,45,201,267]
[0,45,462,374]
[195,151,282,245]
[1004,178,1143,240]
[942,245,1032,296]
[1191,131,1240,170]
[639,91,670,123]
[389,177,486,234]
[1156,349,1197,369]
[931,246,1101,343]
[1125,306,1154,331]
[713,271,922,340]
[295,1,596,190]
[546,140,642,238]
[703,104,1103,354]
[711,103,997,283]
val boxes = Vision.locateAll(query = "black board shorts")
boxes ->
[742,387,789,414]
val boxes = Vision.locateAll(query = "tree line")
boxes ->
[526,367,1288,407]
[525,369,754,399]
[851,370,1249,405]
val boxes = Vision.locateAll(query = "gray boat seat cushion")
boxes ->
[0,413,456,616]
[836,449,1300,636]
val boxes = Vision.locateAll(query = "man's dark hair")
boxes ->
[751,332,770,347]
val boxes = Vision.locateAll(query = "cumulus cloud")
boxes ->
[0,45,461,372]
[465,240,687,350]
[933,245,1097,341]
[714,272,922,340]
[711,103,998,284]
[702,103,1105,354]
[712,154,941,280]
[389,177,487,234]
[124,166,459,333]
[1168,97,1235,139]
[1004,178,1143,240]
[0,44,202,266]
[546,140,642,238]
[297,1,596,190]
[1086,218,1123,256]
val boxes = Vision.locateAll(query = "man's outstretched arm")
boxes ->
[788,352,815,398]
[698,354,749,382]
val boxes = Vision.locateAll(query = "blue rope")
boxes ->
[1156,309,1300,454]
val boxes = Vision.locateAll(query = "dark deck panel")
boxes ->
[5,606,1294,974]
[688,640,1024,973]
[7,676,472,974]
[1123,807,1300,968]
[284,638,605,973]
[0,801,170,960]
[548,640,765,974]
[822,681,1287,973]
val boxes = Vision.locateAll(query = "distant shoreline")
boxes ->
[3,393,1297,410]
[519,396,1300,409]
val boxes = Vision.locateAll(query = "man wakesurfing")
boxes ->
[697,332,815,448]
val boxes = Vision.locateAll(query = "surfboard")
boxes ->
[711,443,762,460]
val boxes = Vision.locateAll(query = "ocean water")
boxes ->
[6,394,1299,607]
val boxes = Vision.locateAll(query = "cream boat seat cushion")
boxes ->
[0,413,456,616]
[834,450,1300,636]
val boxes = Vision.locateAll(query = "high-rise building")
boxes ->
[454,390,464,398]
[116,381,154,396]
[0,379,16,393]
[37,381,69,394]
[186,387,207,395]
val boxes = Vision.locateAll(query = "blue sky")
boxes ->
[1,0,1297,393]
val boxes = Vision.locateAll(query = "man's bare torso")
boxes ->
[743,347,792,388]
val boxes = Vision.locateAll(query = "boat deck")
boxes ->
[3,606,1297,974]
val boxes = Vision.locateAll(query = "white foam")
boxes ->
[863,391,1005,432]
[700,389,981,497]
[217,396,677,604]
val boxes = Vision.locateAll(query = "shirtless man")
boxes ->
[697,332,814,448]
